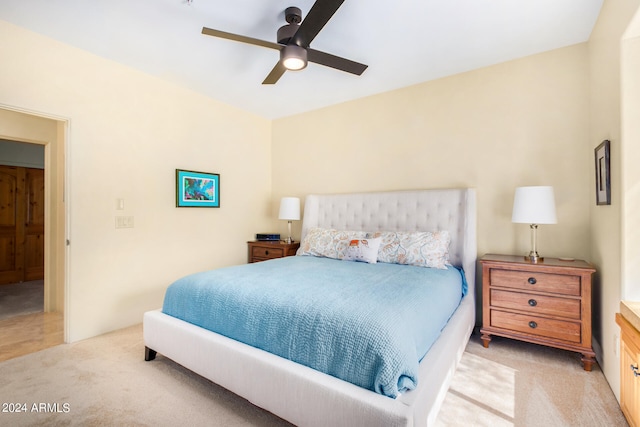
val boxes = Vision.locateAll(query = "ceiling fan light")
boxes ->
[281,45,307,71]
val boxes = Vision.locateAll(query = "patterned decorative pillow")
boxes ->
[297,228,368,259]
[341,238,382,264]
[367,230,451,269]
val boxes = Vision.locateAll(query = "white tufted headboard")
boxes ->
[300,188,477,295]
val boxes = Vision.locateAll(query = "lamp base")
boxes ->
[284,221,293,245]
[525,252,544,264]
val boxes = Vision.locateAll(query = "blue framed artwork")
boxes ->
[176,169,220,208]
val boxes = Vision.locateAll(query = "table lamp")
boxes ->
[512,186,557,263]
[278,197,300,244]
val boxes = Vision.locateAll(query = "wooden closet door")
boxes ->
[24,168,44,281]
[0,166,26,285]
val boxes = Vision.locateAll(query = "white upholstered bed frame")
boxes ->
[144,188,477,426]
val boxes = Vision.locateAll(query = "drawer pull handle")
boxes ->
[527,277,537,285]
[632,365,640,377]
[528,321,538,329]
[528,299,537,307]
[265,250,269,255]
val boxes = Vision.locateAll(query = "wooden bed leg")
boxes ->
[145,346,157,361]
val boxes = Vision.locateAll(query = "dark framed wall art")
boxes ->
[176,169,220,207]
[594,140,611,206]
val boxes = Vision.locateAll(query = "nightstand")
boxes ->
[480,254,596,371]
[247,241,300,263]
[616,311,640,427]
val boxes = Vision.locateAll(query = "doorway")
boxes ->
[0,107,67,359]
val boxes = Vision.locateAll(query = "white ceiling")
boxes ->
[0,0,603,119]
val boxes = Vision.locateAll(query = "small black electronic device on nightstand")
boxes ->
[256,233,281,241]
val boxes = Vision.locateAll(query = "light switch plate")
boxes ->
[115,216,134,228]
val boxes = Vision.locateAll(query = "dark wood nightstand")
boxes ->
[480,254,596,371]
[247,241,300,263]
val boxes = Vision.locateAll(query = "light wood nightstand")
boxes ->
[616,312,640,426]
[247,241,300,263]
[480,254,596,371]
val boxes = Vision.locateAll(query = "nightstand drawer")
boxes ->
[491,310,581,343]
[251,246,285,260]
[490,289,581,320]
[490,269,581,296]
[247,241,300,263]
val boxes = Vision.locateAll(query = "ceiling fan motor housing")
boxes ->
[277,24,298,45]
[278,7,302,45]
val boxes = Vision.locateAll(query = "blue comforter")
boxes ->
[162,256,464,398]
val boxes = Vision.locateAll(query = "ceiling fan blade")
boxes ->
[262,62,287,85]
[292,0,345,47]
[308,49,368,75]
[202,27,281,50]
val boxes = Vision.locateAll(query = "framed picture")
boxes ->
[594,140,611,206]
[176,169,220,208]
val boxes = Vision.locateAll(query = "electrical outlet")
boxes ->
[614,333,620,357]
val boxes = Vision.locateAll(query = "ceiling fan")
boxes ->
[201,0,368,85]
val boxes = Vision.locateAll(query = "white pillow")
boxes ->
[368,230,451,269]
[297,228,368,259]
[341,238,382,264]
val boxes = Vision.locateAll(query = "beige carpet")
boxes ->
[436,335,628,427]
[0,324,627,426]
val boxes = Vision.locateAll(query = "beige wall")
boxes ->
[273,44,591,263]
[622,15,640,302]
[588,0,640,402]
[0,109,57,142]
[0,20,273,342]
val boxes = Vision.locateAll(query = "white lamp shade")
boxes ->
[278,197,300,221]
[512,186,557,224]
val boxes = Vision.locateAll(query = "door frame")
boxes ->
[0,105,68,342]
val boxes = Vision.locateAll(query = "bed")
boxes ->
[143,188,477,426]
